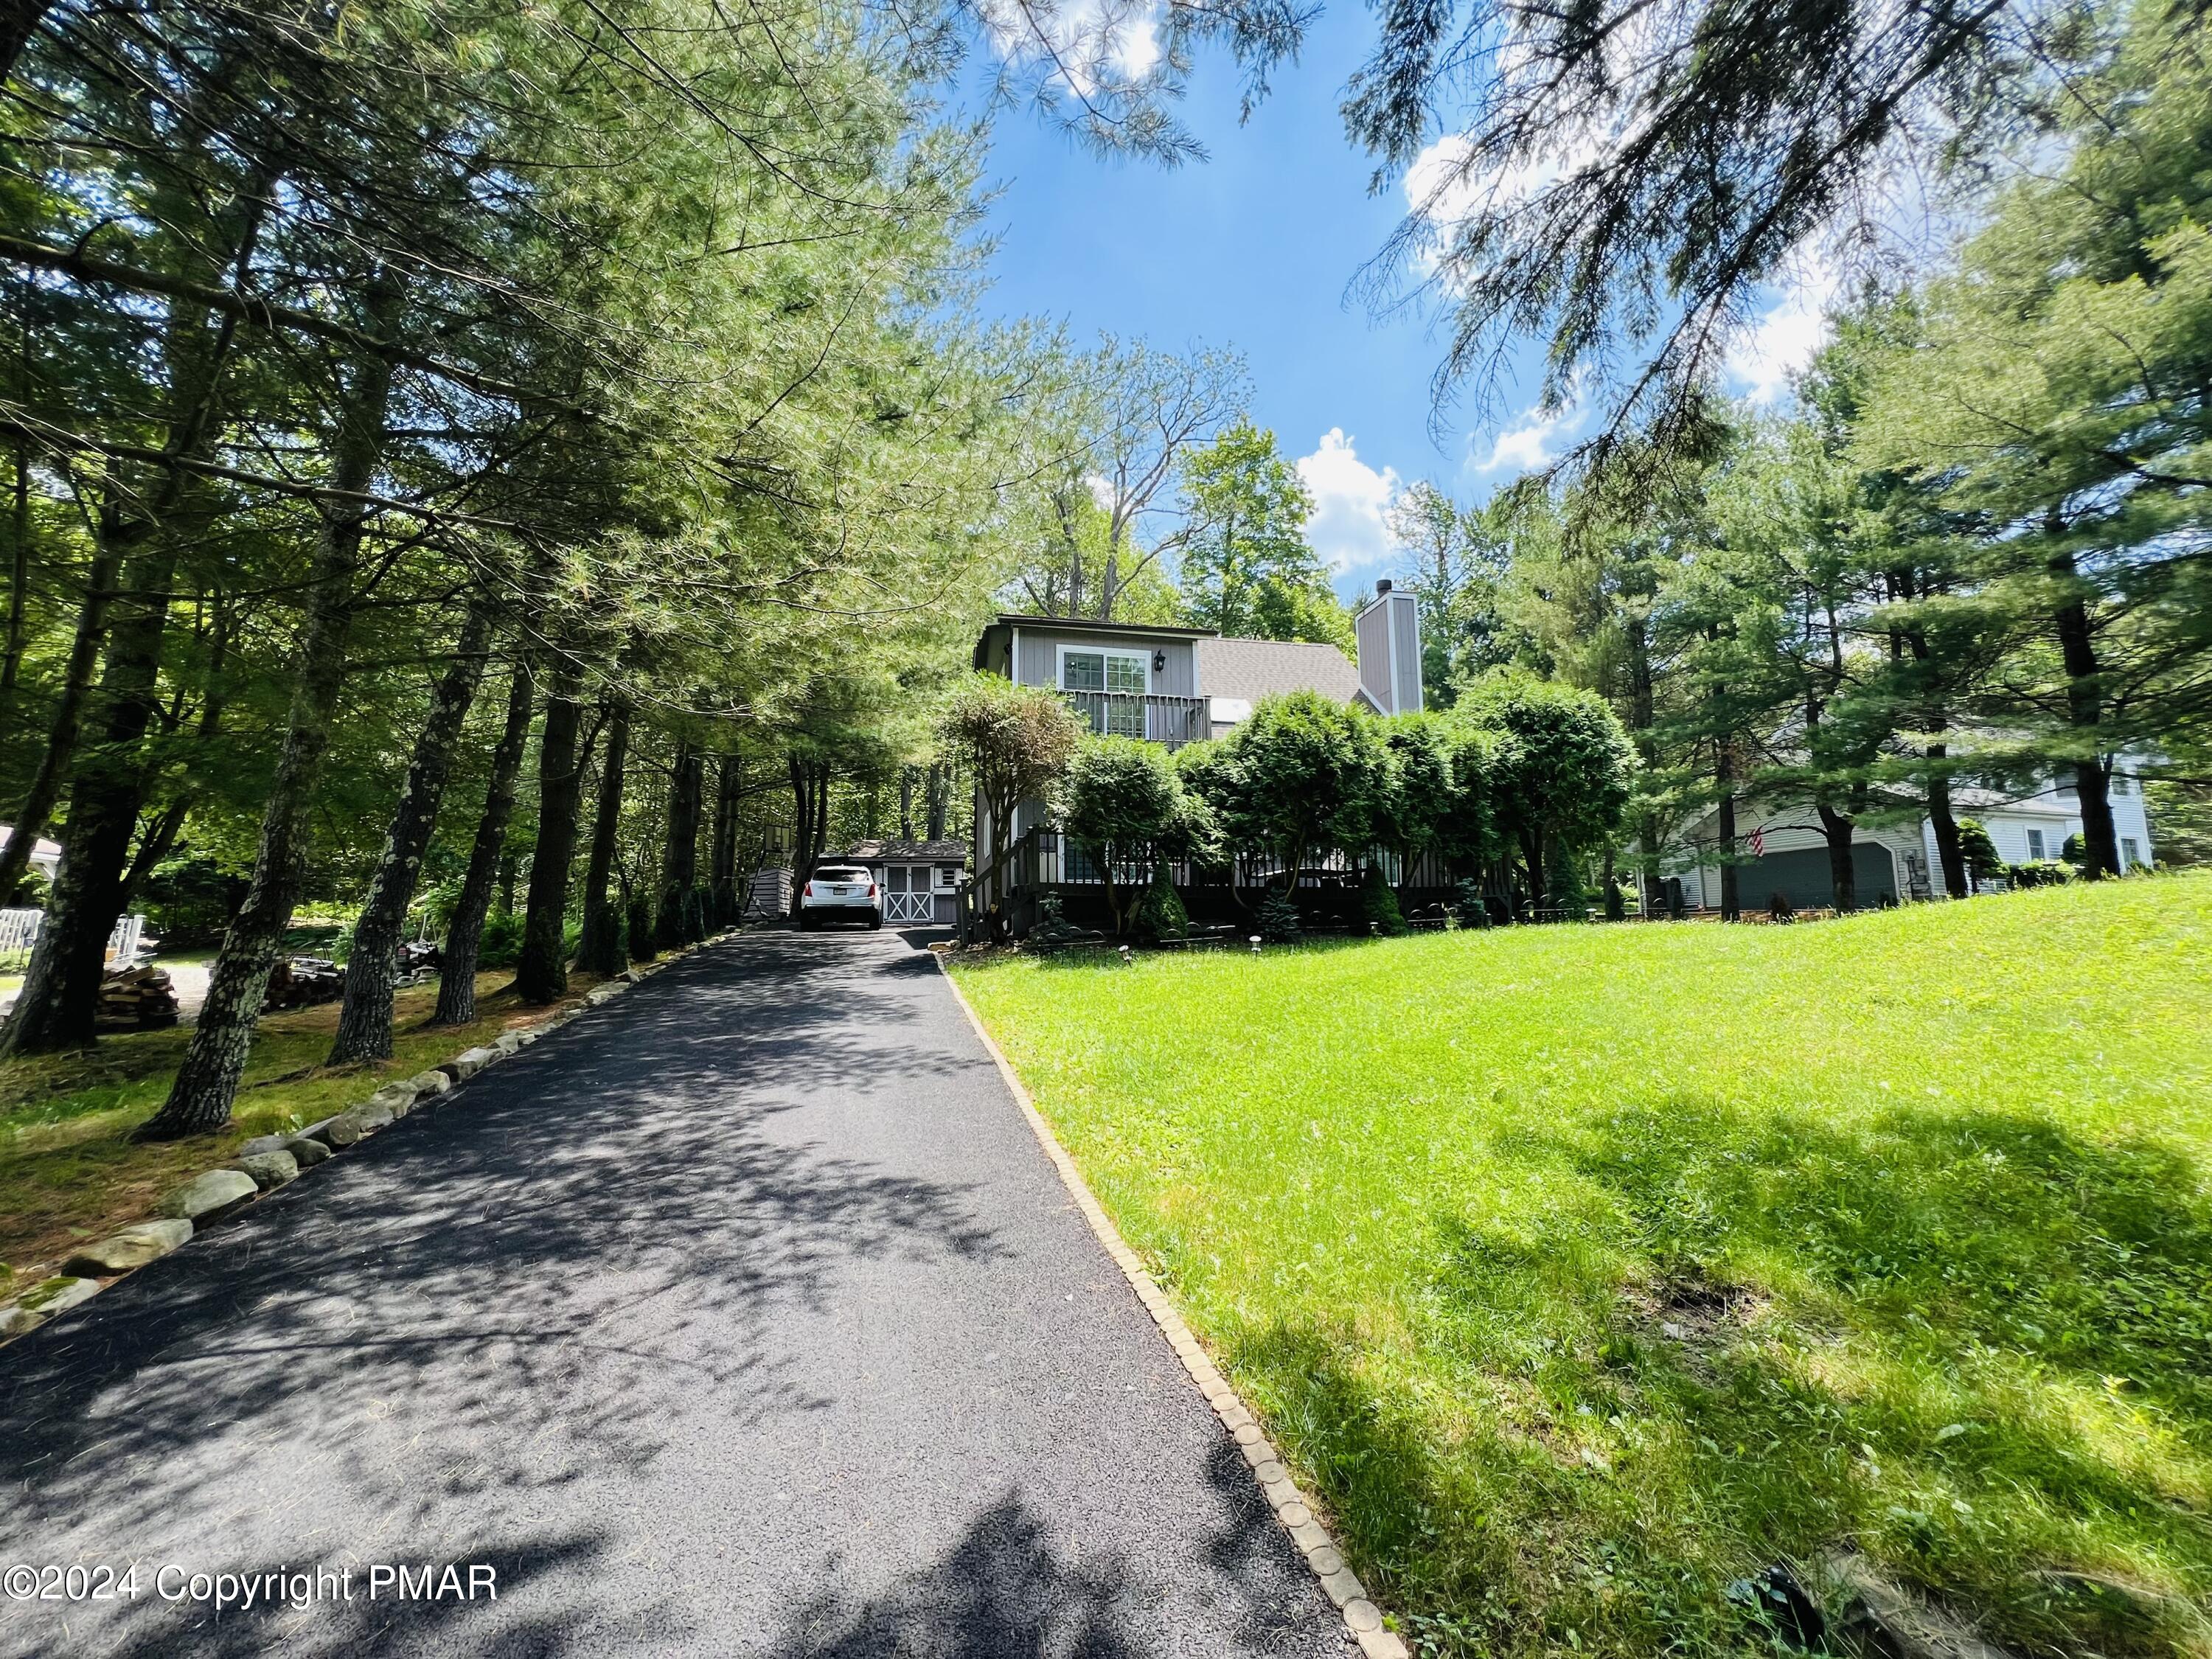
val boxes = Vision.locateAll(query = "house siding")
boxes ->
[1391,596,1422,713]
[1010,628,1199,697]
[1355,603,1390,712]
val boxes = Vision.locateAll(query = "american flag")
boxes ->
[1747,826,1766,858]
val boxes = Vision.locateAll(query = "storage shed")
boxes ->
[819,840,967,927]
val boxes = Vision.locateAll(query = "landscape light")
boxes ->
[1249,936,1262,956]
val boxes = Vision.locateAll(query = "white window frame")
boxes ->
[934,865,960,892]
[2121,837,2140,870]
[1057,644,1152,696]
[2025,828,2045,860]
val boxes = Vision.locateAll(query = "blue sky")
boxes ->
[961,10,1831,599]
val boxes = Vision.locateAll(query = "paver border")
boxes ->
[936,953,1409,1659]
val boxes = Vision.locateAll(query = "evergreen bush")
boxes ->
[1255,888,1301,942]
[1358,862,1405,935]
[1453,877,1487,928]
[1132,865,1188,943]
[1958,818,2002,886]
[627,894,657,962]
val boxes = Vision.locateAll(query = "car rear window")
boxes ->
[813,867,868,881]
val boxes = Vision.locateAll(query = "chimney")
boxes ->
[1354,584,1423,715]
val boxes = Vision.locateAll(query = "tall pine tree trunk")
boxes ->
[327,603,493,1063]
[0,530,124,902]
[2053,582,2120,877]
[787,756,824,917]
[709,754,740,924]
[1,418,31,723]
[655,740,700,950]
[1,185,264,1054]
[1715,746,1741,922]
[1815,801,1857,911]
[925,762,948,841]
[1926,739,1966,898]
[434,657,534,1025]
[514,659,585,1004]
[119,597,232,908]
[136,270,403,1138]
[576,698,630,974]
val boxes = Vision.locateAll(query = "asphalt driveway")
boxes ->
[0,930,1347,1657]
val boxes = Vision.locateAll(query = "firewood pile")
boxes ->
[97,963,181,1030]
[265,956,344,1011]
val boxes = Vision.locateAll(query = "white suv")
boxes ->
[799,865,881,930]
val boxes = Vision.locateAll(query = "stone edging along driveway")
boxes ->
[0,950,697,1343]
[935,953,1411,1659]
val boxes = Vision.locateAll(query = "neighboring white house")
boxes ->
[0,824,62,881]
[1667,769,2157,910]
[968,582,1424,871]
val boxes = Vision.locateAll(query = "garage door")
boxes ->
[1740,844,1898,910]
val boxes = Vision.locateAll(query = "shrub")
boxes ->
[2011,859,2074,888]
[2062,832,2089,872]
[1958,818,2002,885]
[1358,861,1405,935]
[1027,892,1089,947]
[1131,865,1188,943]
[1454,673,1634,905]
[476,910,525,968]
[1254,888,1301,942]
[1453,877,1488,928]
[626,893,656,962]
[1189,692,1388,885]
[1060,734,1217,936]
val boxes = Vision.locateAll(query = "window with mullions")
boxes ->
[1061,649,1147,695]
[1060,648,1148,737]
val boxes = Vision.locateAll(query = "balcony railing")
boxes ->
[1060,690,1208,748]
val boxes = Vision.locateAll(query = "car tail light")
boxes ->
[867,883,877,897]
[803,882,815,898]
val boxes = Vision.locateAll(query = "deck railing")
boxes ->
[1006,830,1456,894]
[1059,690,1208,749]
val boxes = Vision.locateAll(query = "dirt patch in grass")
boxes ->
[0,969,608,1295]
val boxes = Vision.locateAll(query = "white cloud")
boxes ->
[1111,11,1159,78]
[1471,400,1582,476]
[1725,251,1842,404]
[975,0,1161,95]
[1405,131,1604,232]
[1297,429,1400,577]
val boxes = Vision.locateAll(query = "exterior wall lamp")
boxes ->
[1152,650,1166,672]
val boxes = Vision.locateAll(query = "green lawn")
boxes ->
[953,874,2212,1658]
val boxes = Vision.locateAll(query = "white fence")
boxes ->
[0,908,147,965]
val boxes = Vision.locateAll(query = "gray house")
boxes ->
[968,582,1425,924]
